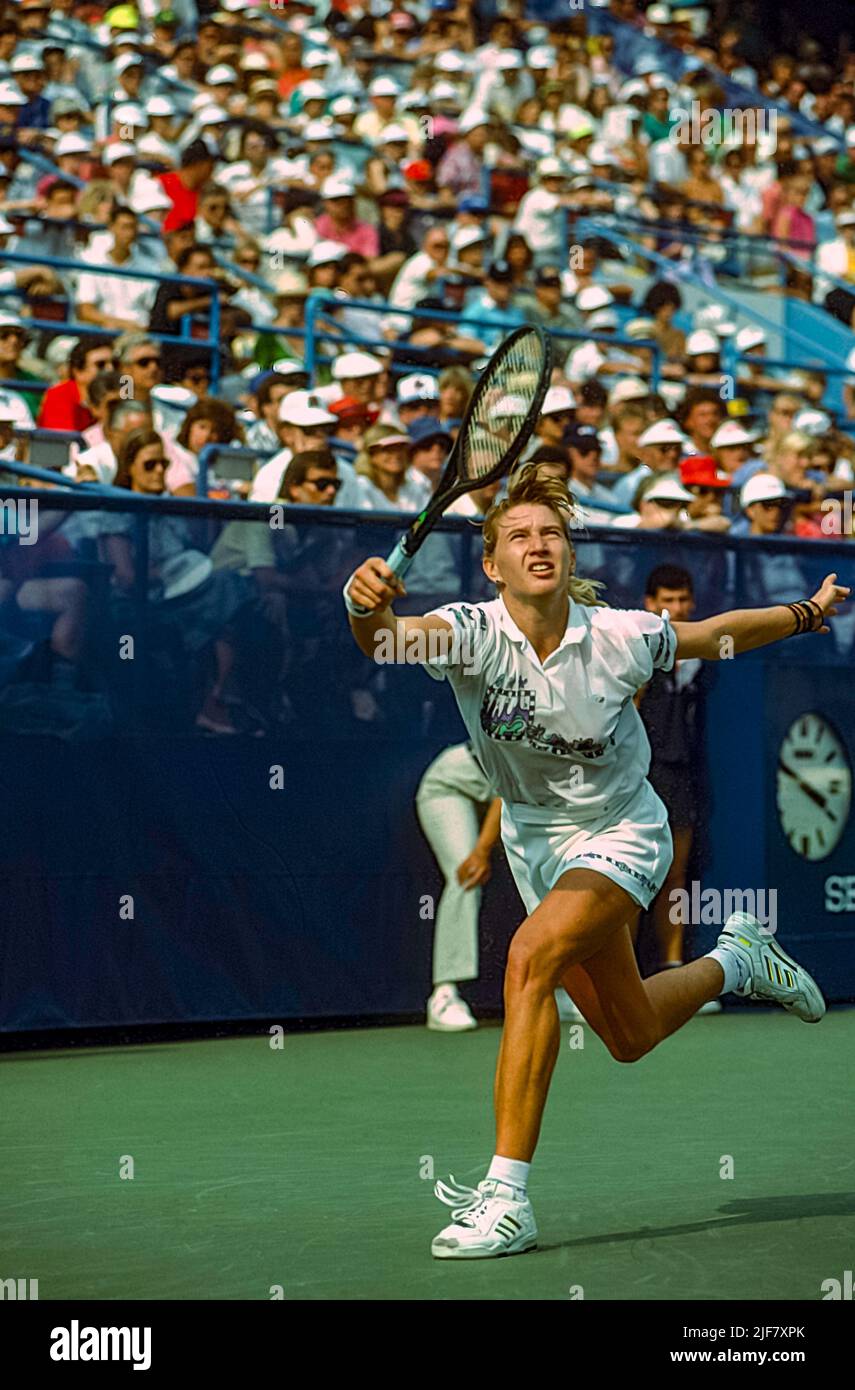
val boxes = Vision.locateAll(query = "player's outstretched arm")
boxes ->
[672,573,850,660]
[343,556,454,661]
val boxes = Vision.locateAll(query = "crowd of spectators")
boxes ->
[1,0,855,729]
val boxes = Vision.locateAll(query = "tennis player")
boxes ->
[343,465,848,1260]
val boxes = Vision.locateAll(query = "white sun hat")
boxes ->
[740,473,790,510]
[332,351,385,380]
[711,421,759,449]
[638,419,686,448]
[397,373,440,403]
[735,326,767,352]
[278,391,337,427]
[685,329,720,356]
[642,477,694,504]
[793,409,833,436]
[576,285,614,313]
[541,385,577,415]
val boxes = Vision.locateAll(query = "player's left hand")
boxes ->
[810,573,850,633]
[456,849,491,890]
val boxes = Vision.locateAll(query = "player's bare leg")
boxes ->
[434,866,726,1260]
[493,870,724,1162]
[650,825,692,965]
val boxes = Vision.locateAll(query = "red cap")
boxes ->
[329,395,378,424]
[403,159,433,183]
[680,455,730,488]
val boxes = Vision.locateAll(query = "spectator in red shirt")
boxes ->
[314,175,380,259]
[158,140,216,233]
[37,336,115,432]
[277,31,308,98]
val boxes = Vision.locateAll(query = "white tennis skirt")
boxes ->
[500,780,673,914]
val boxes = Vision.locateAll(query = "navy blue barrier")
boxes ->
[0,492,854,1035]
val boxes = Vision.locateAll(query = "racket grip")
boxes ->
[342,536,415,618]
[384,535,414,583]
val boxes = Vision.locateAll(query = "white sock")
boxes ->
[706,947,748,995]
[487,1155,530,1194]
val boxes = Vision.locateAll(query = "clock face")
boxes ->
[777,714,852,861]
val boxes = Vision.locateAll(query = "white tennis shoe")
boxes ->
[716,912,826,1022]
[427,984,477,1031]
[431,1177,537,1259]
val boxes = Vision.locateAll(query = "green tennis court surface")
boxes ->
[2,1010,853,1301]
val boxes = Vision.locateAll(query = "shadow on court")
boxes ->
[537,1192,855,1254]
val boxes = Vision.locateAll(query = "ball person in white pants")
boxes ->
[415,742,502,1031]
[344,466,847,1260]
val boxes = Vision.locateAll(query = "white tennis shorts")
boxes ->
[500,780,673,914]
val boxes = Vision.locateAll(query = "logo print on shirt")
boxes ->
[527,725,611,759]
[480,678,536,741]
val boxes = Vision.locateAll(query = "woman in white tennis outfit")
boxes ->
[344,465,848,1260]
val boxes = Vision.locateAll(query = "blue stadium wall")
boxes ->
[1,500,854,1033]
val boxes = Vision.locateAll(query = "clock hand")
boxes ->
[778,760,836,817]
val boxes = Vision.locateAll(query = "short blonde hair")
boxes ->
[772,429,812,463]
[481,464,606,606]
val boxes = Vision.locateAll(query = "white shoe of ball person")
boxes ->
[717,912,826,1022]
[427,984,477,1031]
[431,1177,537,1259]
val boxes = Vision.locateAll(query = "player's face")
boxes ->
[486,503,571,600]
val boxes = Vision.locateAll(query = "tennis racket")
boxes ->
[348,325,552,615]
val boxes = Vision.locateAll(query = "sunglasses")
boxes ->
[687,485,723,497]
[758,499,787,510]
[142,456,166,472]
[307,475,341,492]
[132,355,161,369]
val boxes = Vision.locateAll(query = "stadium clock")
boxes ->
[776,713,852,861]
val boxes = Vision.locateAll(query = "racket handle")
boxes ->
[384,535,415,583]
[343,536,415,618]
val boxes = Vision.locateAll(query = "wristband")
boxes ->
[805,599,825,630]
[786,600,823,636]
[343,574,370,618]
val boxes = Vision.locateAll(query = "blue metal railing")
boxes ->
[302,292,663,388]
[0,457,129,495]
[0,247,223,392]
[576,219,851,374]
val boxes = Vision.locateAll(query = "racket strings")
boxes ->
[461,331,549,481]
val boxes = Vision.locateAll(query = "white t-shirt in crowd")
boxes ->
[76,248,155,326]
[513,187,564,258]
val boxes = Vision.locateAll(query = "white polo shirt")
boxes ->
[422,596,677,824]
